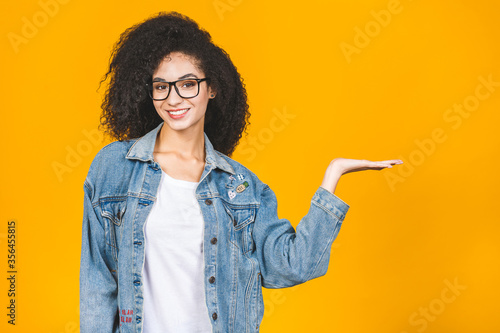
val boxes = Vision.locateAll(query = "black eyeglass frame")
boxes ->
[146,78,210,101]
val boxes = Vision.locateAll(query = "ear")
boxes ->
[208,86,217,99]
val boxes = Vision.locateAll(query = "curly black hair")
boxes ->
[98,11,250,156]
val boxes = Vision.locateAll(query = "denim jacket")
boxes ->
[80,121,350,333]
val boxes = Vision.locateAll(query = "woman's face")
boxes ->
[151,52,215,134]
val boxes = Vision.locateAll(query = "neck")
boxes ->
[154,124,206,161]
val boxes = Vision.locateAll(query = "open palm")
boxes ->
[332,158,403,175]
[321,157,403,194]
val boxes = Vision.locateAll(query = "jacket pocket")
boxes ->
[221,201,256,254]
[100,197,127,262]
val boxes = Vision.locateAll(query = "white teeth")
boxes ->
[168,108,189,115]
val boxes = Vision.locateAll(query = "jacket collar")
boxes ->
[125,122,235,175]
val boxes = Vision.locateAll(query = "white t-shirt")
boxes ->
[142,169,212,333]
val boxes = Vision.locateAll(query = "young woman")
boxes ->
[80,11,403,333]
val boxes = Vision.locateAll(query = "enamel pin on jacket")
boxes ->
[80,121,350,333]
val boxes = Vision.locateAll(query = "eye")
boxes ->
[153,83,168,91]
[180,80,197,88]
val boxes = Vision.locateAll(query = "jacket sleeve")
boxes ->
[253,185,349,288]
[80,178,120,332]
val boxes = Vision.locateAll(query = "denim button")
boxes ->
[133,280,141,286]
[212,312,218,320]
[134,241,142,245]
[205,199,212,205]
[209,276,215,283]
[211,237,217,245]
[136,316,141,323]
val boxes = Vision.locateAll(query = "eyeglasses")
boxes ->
[146,78,210,100]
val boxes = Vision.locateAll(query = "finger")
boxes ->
[373,159,403,166]
[367,161,393,169]
[379,161,400,168]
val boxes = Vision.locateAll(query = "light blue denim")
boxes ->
[80,121,350,333]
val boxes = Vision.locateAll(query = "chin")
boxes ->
[164,119,205,133]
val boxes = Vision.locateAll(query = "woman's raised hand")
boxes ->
[320,158,403,194]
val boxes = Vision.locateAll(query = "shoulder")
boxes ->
[85,139,137,183]
[216,151,260,179]
[96,139,135,159]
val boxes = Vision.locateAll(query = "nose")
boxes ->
[165,85,183,105]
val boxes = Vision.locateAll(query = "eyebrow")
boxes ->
[152,73,199,81]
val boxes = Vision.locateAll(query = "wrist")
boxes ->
[320,167,343,194]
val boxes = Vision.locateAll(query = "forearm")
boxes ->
[256,186,349,288]
[80,180,120,332]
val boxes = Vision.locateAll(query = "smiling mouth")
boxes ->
[167,108,190,115]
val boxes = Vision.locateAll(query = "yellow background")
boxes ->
[1,0,499,332]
